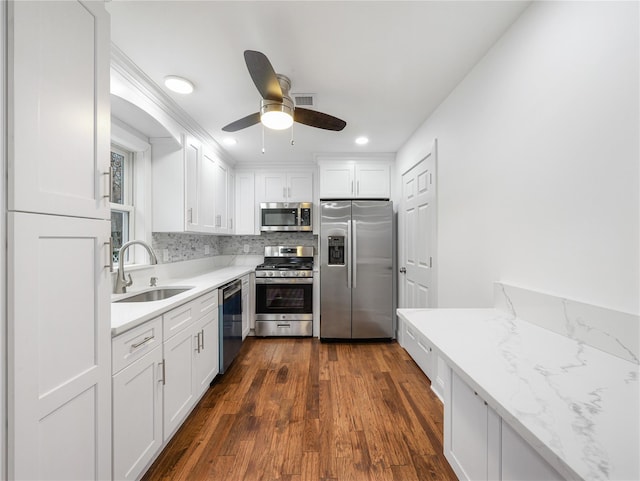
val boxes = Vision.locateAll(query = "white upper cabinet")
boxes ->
[7,0,110,220]
[213,156,230,234]
[257,171,313,203]
[235,171,256,235]
[152,135,232,234]
[318,160,391,199]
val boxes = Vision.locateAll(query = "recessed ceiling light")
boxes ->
[223,137,237,146]
[355,136,369,145]
[164,75,194,94]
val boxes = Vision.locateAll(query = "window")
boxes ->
[110,145,134,265]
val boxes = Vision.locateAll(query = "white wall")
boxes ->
[395,1,639,314]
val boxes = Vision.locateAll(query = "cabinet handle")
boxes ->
[102,169,112,201]
[283,187,286,199]
[216,214,221,227]
[351,180,354,195]
[159,360,165,385]
[195,332,201,353]
[131,335,154,349]
[200,329,205,350]
[357,180,360,195]
[104,238,113,271]
[188,208,193,223]
[288,187,291,198]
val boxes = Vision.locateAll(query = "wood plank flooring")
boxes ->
[142,337,458,481]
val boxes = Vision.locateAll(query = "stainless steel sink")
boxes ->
[113,287,194,303]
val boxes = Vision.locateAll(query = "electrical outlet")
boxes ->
[163,249,169,262]
[204,245,210,255]
[243,244,250,254]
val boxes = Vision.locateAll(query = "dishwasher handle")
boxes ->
[220,279,242,301]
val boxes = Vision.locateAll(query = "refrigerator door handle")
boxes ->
[352,219,357,288]
[347,219,352,289]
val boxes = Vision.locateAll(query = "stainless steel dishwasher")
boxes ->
[218,279,243,374]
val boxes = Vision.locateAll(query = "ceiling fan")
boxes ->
[222,50,347,133]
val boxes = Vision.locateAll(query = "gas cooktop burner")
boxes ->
[255,245,315,278]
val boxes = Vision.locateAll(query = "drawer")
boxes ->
[403,323,433,380]
[193,289,218,318]
[112,316,163,374]
[163,299,197,341]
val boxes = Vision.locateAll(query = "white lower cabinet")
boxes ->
[445,370,563,481]
[112,317,163,481]
[501,421,564,481]
[162,321,198,440]
[241,274,251,339]
[398,316,446,400]
[446,371,501,481]
[112,289,220,480]
[193,311,219,396]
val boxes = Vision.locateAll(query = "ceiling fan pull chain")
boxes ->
[262,124,265,154]
[290,122,295,146]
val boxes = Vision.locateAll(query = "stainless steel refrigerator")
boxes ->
[320,200,394,339]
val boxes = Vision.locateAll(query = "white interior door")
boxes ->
[400,141,437,308]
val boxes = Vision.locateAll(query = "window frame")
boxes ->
[110,144,135,265]
[110,118,153,269]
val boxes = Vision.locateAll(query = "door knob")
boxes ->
[399,267,406,274]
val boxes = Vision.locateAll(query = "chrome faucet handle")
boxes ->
[150,277,158,287]
[124,273,133,287]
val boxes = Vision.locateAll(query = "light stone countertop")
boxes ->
[396,308,639,481]
[111,265,255,337]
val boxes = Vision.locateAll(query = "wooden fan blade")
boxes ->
[221,112,261,132]
[294,108,347,131]
[244,50,283,101]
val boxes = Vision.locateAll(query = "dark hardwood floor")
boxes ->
[142,337,458,481]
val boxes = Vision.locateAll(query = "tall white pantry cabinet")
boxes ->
[6,2,112,480]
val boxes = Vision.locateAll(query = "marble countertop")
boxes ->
[111,265,255,337]
[396,308,639,481]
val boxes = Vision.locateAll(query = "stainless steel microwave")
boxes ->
[260,202,312,232]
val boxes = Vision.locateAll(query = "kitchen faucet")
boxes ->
[115,240,158,293]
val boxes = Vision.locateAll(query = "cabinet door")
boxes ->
[8,212,111,480]
[199,151,217,233]
[319,164,354,199]
[235,172,256,235]
[112,347,163,481]
[185,137,201,231]
[501,421,564,481]
[213,159,229,233]
[260,172,287,202]
[7,0,110,220]
[228,170,235,233]
[286,172,313,201]
[355,163,390,198]
[163,326,196,441]
[447,371,489,481]
[241,275,250,339]
[193,312,219,396]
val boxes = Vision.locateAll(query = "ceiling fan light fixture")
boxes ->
[261,98,294,130]
[164,75,194,94]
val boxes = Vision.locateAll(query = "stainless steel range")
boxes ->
[255,246,314,337]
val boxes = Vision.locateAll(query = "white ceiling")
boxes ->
[107,1,530,166]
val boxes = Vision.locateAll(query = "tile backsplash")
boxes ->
[152,232,317,263]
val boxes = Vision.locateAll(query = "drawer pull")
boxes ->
[277,323,291,328]
[131,335,154,349]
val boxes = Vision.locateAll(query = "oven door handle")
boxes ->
[255,277,313,284]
